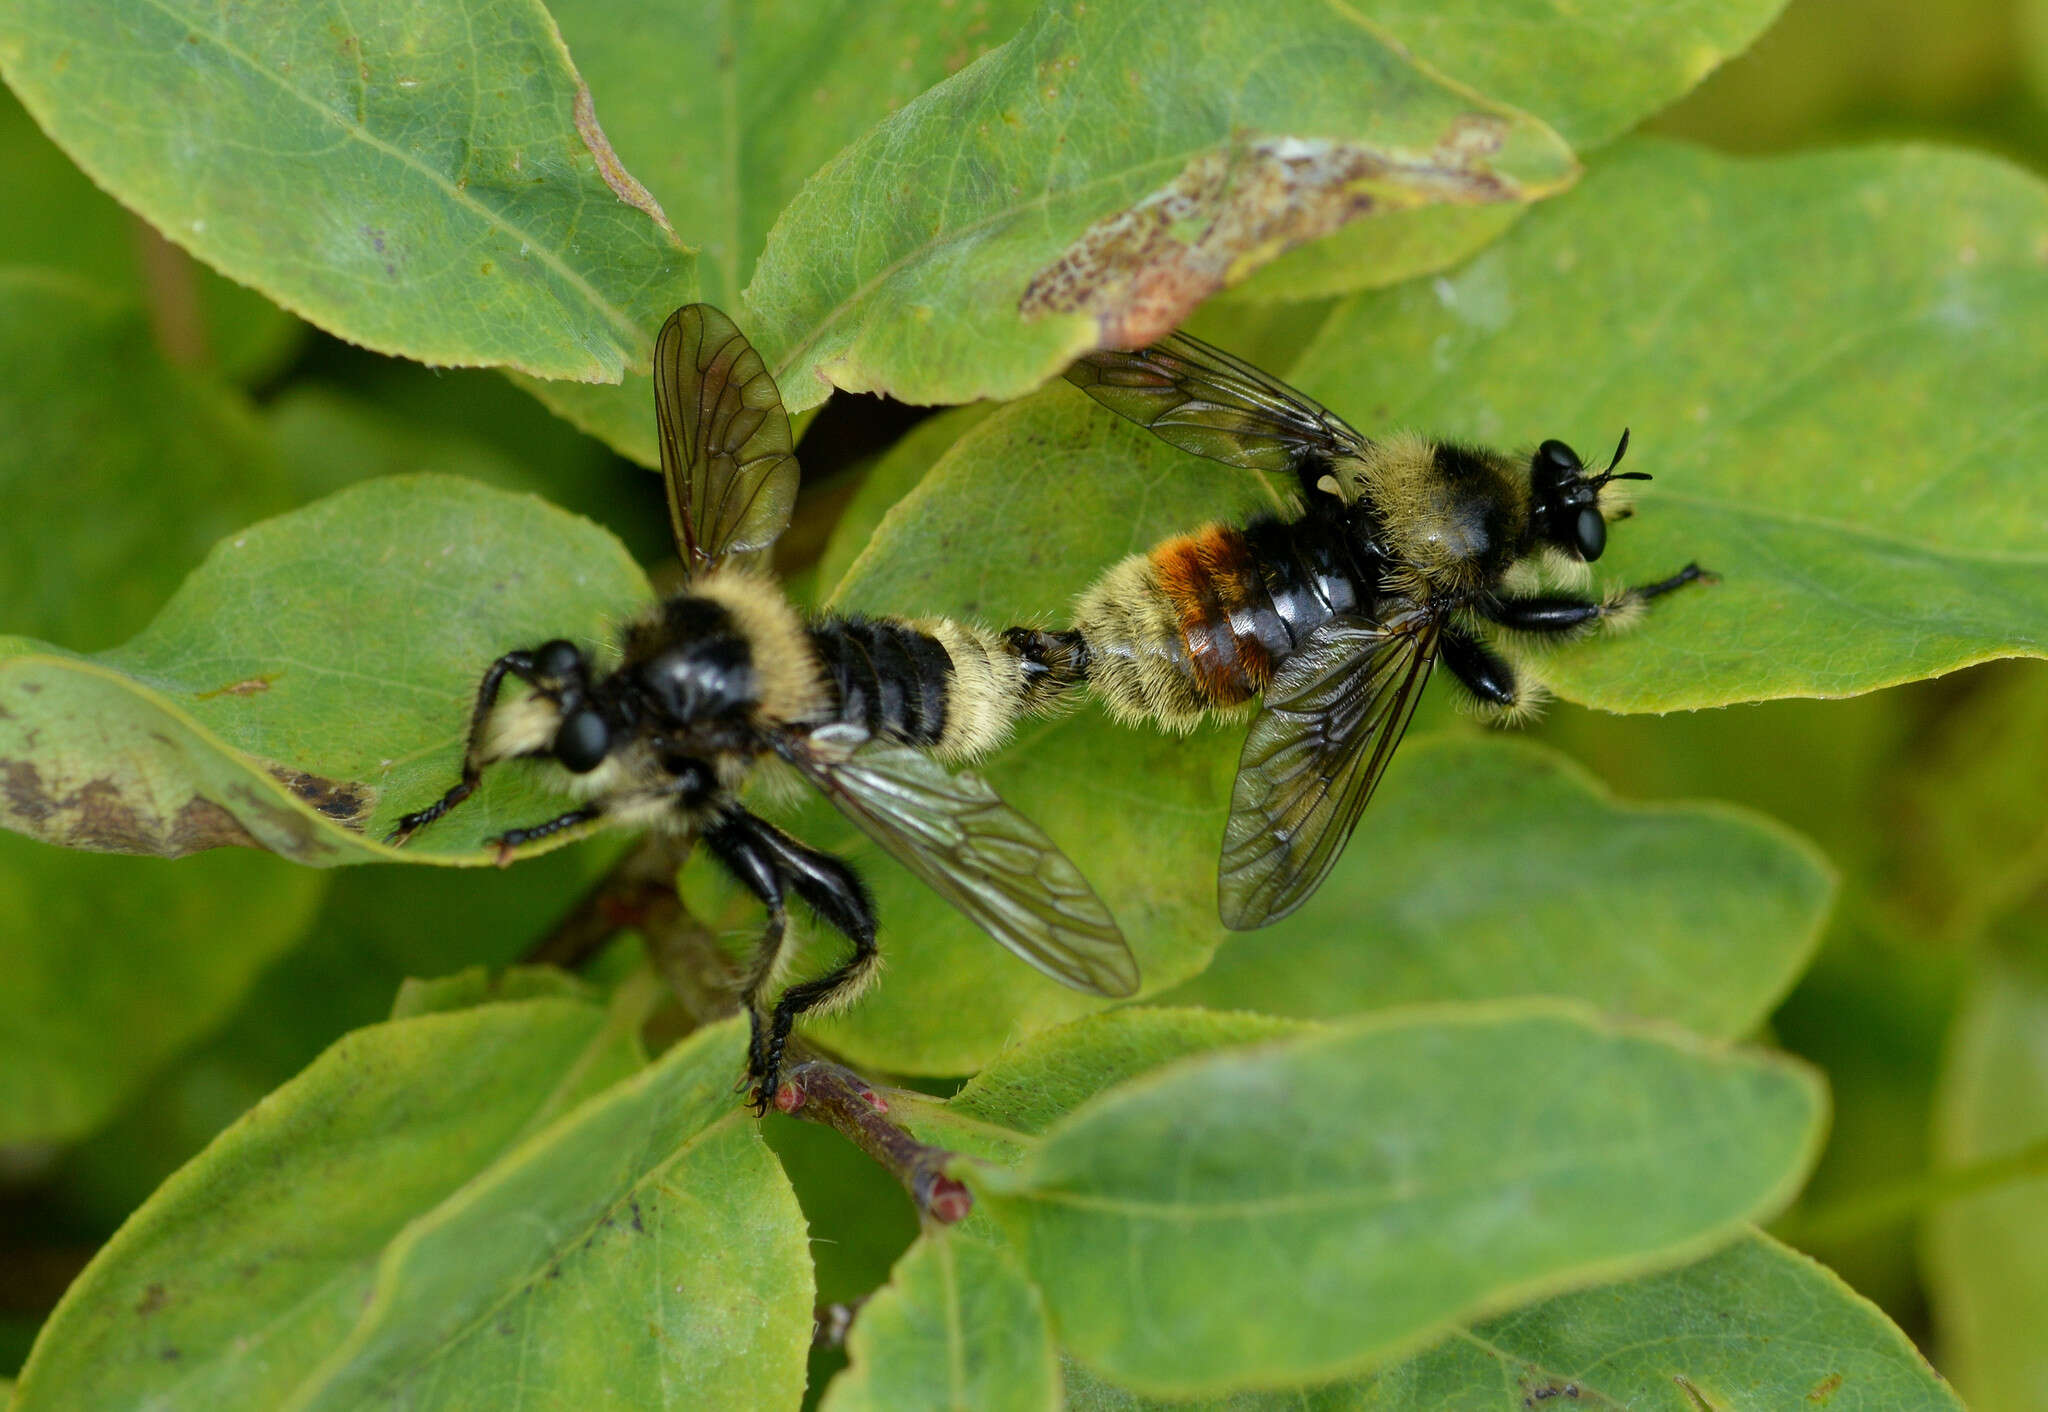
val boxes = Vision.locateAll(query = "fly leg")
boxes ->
[387,650,540,844]
[488,806,603,865]
[703,809,879,1113]
[1439,628,1523,714]
[1483,562,1711,636]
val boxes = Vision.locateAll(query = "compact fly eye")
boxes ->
[553,707,611,773]
[536,639,584,681]
[1537,439,1584,478]
[1575,506,1608,561]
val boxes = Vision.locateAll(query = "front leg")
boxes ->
[387,650,540,844]
[1484,562,1709,636]
[489,805,604,865]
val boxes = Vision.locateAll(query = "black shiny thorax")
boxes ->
[617,595,761,725]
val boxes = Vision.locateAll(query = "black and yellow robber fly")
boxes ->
[390,305,1136,1106]
[1000,330,1708,930]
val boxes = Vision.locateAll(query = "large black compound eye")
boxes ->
[1537,440,1582,478]
[554,708,611,773]
[1574,506,1607,561]
[536,639,583,681]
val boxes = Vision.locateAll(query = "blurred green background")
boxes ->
[2,0,2047,1400]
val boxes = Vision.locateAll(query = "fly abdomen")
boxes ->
[809,618,951,751]
[1073,519,1368,732]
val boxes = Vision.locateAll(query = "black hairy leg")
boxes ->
[704,809,880,1113]
[1484,562,1711,634]
[387,650,539,844]
[490,805,603,863]
[1440,627,1519,710]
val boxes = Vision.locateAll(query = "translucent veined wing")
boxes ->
[1066,329,1370,477]
[781,738,1139,998]
[1218,607,1440,930]
[652,303,800,576]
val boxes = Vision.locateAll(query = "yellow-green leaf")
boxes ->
[0,476,649,864]
[13,1010,808,1411]
[0,0,692,381]
[974,1003,1825,1397]
[1063,1232,1961,1411]
[822,1233,1058,1412]
[745,0,1575,412]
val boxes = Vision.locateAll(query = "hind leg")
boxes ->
[702,808,878,1111]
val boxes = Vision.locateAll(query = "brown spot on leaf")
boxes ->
[1807,1373,1844,1401]
[169,797,262,853]
[1672,1375,1720,1412]
[266,767,374,830]
[227,783,340,862]
[1,758,263,856]
[196,674,278,700]
[2,758,56,826]
[1021,119,1527,347]
[136,1283,168,1316]
[572,82,676,239]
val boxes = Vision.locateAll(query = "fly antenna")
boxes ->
[1593,427,1651,485]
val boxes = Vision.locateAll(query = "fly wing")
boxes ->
[1066,329,1370,477]
[784,740,1138,997]
[652,303,800,576]
[1218,607,1440,930]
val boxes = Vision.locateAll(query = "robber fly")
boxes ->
[1000,330,1707,929]
[389,305,1137,1106]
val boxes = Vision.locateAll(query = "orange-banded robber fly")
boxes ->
[1006,330,1708,930]
[389,305,1137,1107]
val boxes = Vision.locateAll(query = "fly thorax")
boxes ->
[1365,438,1528,589]
[639,637,759,723]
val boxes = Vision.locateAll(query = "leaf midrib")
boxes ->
[133,0,651,362]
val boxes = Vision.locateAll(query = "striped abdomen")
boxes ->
[808,617,1030,763]
[1072,518,1369,731]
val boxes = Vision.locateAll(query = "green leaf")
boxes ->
[1227,0,1791,303]
[0,0,692,381]
[760,1109,921,1310]
[14,1009,810,1411]
[0,270,295,653]
[1291,138,2048,710]
[0,475,649,864]
[48,837,623,1230]
[515,0,1041,459]
[1063,1232,1961,1411]
[0,275,329,1143]
[973,1003,1825,1397]
[1165,734,1835,1040]
[557,0,1036,310]
[744,0,1576,412]
[1925,944,2048,1412]
[907,1009,1311,1167]
[0,90,299,383]
[821,1233,1058,1412]
[1386,0,1791,152]
[0,838,325,1145]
